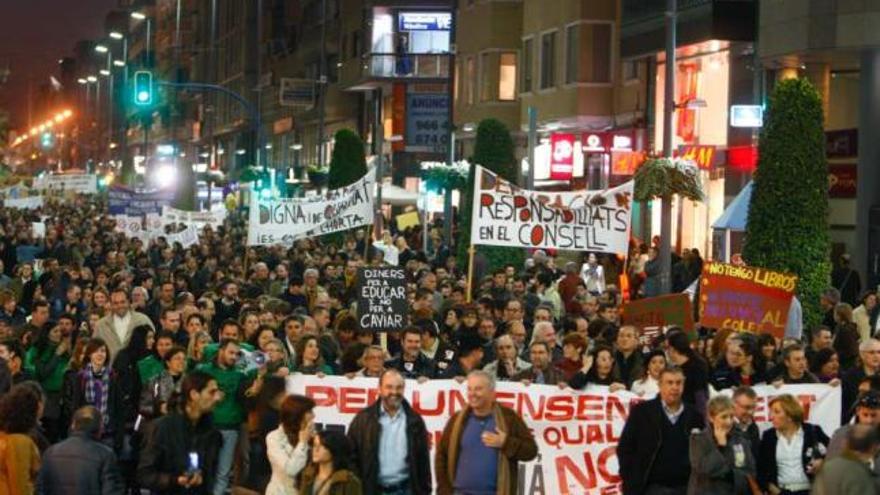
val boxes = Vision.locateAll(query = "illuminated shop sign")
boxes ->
[398,12,452,31]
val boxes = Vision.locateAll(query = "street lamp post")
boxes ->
[131,11,152,66]
[658,0,677,295]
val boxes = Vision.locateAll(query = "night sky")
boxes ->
[0,0,117,130]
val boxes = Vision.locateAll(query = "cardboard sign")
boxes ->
[470,165,633,255]
[622,294,694,342]
[33,173,97,194]
[356,267,408,331]
[699,262,798,337]
[395,211,420,231]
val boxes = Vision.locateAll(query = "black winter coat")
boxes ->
[61,368,124,451]
[136,412,222,495]
[347,399,432,495]
[36,432,125,495]
[617,397,705,495]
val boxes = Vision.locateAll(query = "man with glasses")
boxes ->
[842,338,880,423]
[732,386,760,463]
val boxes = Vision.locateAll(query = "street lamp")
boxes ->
[113,60,126,68]
[109,31,124,40]
[77,78,87,85]
[130,11,146,20]
[99,69,111,77]
[130,11,152,65]
[87,76,97,83]
[95,44,109,54]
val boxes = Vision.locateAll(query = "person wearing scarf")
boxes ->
[65,338,122,450]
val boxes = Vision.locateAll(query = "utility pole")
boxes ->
[659,0,677,294]
[374,88,384,236]
[317,0,328,169]
[527,106,537,189]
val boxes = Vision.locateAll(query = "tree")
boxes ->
[328,129,367,189]
[743,78,830,329]
[457,118,525,274]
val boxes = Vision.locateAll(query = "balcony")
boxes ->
[621,0,756,57]
[340,52,452,90]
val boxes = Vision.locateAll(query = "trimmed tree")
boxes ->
[328,129,367,189]
[742,78,830,329]
[458,118,525,273]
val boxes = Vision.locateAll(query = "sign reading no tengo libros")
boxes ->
[246,169,375,246]
[406,93,449,152]
[470,165,634,255]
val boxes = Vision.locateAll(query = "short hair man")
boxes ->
[435,370,538,494]
[347,369,432,495]
[732,386,760,463]
[773,344,819,385]
[37,406,125,493]
[385,327,436,380]
[617,366,705,494]
[813,424,880,495]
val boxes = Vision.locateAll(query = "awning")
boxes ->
[712,180,753,232]
[378,183,419,206]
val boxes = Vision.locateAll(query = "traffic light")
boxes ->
[39,132,54,149]
[133,70,153,106]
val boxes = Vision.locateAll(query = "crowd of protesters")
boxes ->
[0,194,877,495]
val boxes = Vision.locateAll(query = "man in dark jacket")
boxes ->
[137,370,223,494]
[348,369,432,495]
[617,366,705,495]
[37,406,125,494]
[385,326,436,379]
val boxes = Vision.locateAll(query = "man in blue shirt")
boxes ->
[436,370,538,495]
[348,369,432,495]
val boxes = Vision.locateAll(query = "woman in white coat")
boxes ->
[265,394,316,495]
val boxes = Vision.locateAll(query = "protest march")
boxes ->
[0,166,873,495]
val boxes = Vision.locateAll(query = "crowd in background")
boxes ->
[0,194,877,494]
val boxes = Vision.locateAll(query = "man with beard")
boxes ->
[348,369,432,495]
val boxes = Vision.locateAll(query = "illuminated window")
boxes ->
[499,52,517,101]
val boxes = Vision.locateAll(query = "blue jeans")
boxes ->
[214,429,239,495]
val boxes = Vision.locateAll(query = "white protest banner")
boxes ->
[166,225,200,248]
[31,222,46,239]
[0,182,23,198]
[4,196,44,209]
[718,383,841,436]
[33,173,98,194]
[247,168,375,246]
[289,376,842,495]
[470,165,633,255]
[161,205,226,228]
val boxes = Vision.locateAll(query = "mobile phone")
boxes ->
[187,452,199,475]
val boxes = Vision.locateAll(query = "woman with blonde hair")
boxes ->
[688,395,756,494]
[757,394,829,495]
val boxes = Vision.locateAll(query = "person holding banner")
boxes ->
[347,370,432,495]
[385,328,436,380]
[435,370,537,495]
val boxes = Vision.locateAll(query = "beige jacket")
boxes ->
[94,310,155,359]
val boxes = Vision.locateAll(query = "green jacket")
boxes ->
[27,344,68,393]
[137,355,164,385]
[201,342,254,365]
[195,361,254,428]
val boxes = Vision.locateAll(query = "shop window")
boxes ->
[565,23,612,84]
[540,31,556,90]
[522,37,534,93]
[499,52,517,100]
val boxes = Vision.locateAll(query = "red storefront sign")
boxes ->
[678,145,717,170]
[828,164,856,198]
[550,133,576,180]
[728,145,759,172]
[611,150,647,175]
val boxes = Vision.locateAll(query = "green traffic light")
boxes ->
[133,70,153,106]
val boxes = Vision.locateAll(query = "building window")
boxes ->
[565,23,612,84]
[499,52,517,100]
[480,52,492,102]
[622,59,638,81]
[540,31,556,90]
[522,38,533,93]
[466,56,475,105]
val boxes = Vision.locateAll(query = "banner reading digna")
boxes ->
[470,165,634,255]
[247,169,375,246]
